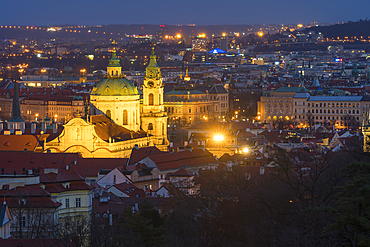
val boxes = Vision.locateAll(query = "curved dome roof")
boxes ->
[91,78,139,96]
[63,66,73,74]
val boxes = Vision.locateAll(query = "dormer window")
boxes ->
[63,182,70,189]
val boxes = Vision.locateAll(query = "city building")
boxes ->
[257,87,307,122]
[164,84,229,125]
[44,47,168,157]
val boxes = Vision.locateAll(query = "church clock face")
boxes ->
[149,71,154,77]
[147,80,154,88]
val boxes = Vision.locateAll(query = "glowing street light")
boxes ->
[214,134,224,142]
[41,69,46,74]
[257,32,263,37]
[80,69,86,76]
[176,34,181,39]
[222,33,226,37]
[242,147,249,154]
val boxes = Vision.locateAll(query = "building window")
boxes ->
[123,110,128,125]
[106,110,111,119]
[66,198,70,208]
[149,93,154,105]
[76,198,81,208]
[148,123,153,131]
[189,108,191,113]
[21,216,26,227]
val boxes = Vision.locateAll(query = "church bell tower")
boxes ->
[141,46,168,145]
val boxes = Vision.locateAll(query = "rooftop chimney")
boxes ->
[53,123,58,134]
[42,123,46,133]
[31,123,36,134]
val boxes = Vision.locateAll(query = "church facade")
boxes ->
[44,46,168,158]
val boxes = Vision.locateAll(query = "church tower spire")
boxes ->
[8,81,25,133]
[107,40,122,78]
[141,44,168,145]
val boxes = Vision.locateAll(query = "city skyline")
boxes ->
[1,0,369,26]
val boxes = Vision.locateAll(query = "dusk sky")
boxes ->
[1,0,369,26]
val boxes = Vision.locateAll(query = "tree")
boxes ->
[333,162,370,247]
[112,207,163,247]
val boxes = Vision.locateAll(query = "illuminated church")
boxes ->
[44,46,168,157]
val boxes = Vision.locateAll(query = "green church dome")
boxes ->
[91,78,139,96]
[91,41,139,96]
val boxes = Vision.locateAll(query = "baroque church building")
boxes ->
[44,46,168,157]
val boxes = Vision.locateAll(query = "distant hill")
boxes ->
[302,20,370,39]
[0,24,253,41]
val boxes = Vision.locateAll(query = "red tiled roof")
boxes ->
[92,199,129,215]
[148,149,217,171]
[170,168,193,177]
[0,135,40,151]
[40,171,84,183]
[0,184,50,197]
[112,182,146,197]
[0,151,127,178]
[127,146,167,165]
[45,181,92,193]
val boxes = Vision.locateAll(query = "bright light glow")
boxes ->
[214,134,224,142]
[222,33,226,37]
[297,24,303,28]
[243,147,249,153]
[258,32,263,37]
[176,34,181,39]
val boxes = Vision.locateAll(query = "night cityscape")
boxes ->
[1,1,370,246]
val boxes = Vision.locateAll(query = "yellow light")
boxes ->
[165,35,169,39]
[236,33,240,37]
[258,32,263,37]
[214,134,224,142]
[80,69,86,73]
[297,24,303,28]
[243,147,249,153]
[36,113,39,117]
[176,34,181,39]
[222,33,226,37]
[55,115,58,118]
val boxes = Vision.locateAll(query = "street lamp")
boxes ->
[80,69,86,76]
[214,134,224,142]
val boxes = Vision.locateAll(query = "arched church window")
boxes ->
[123,110,128,125]
[106,110,111,119]
[148,123,153,131]
[149,93,154,106]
